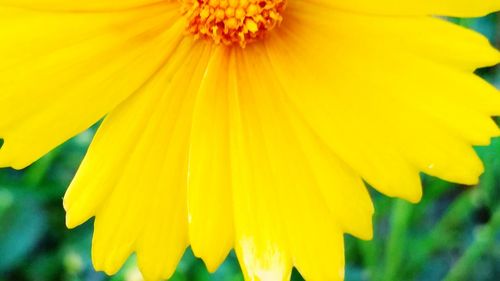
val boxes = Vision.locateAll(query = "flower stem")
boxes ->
[443,206,500,281]
[382,199,413,281]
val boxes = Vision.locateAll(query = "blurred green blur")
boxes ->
[0,14,499,281]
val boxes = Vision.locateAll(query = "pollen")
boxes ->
[181,0,287,47]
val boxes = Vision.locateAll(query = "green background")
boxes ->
[0,14,499,281]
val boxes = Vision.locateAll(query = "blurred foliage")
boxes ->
[1,13,500,281]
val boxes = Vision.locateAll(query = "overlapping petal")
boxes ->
[0,1,184,169]
[308,0,500,17]
[64,39,214,280]
[187,47,235,272]
[266,1,500,203]
[0,0,163,11]
[0,0,498,281]
[228,47,356,280]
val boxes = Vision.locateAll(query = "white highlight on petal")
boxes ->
[240,237,290,281]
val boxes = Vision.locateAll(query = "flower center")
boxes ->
[181,0,286,47]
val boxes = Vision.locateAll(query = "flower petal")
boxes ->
[306,0,500,17]
[291,2,500,70]
[230,46,354,280]
[0,2,183,169]
[0,0,162,11]
[187,47,236,272]
[64,40,214,281]
[244,42,374,240]
[266,2,500,202]
[229,50,293,281]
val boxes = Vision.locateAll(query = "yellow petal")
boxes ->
[188,47,235,272]
[0,0,162,11]
[62,37,195,230]
[307,0,500,17]
[289,2,500,70]
[266,2,500,202]
[264,30,422,202]
[229,50,293,281]
[231,47,346,280]
[64,40,213,280]
[136,42,215,281]
[0,2,183,169]
[4,1,499,280]
[247,42,374,239]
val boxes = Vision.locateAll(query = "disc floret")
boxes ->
[182,0,286,47]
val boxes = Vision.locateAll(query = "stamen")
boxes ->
[181,0,287,47]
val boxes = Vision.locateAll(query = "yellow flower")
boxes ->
[0,0,499,280]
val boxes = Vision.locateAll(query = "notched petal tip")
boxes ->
[352,217,374,241]
[459,159,485,186]
[494,48,500,64]
[91,243,126,278]
[137,253,179,281]
[203,259,222,274]
[0,139,37,170]
[406,187,423,204]
[62,196,95,229]
[64,213,76,229]
[64,211,84,229]
[460,174,482,187]
[478,45,500,68]
[193,250,227,273]
[0,143,15,170]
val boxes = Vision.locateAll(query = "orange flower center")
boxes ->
[181,0,287,47]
